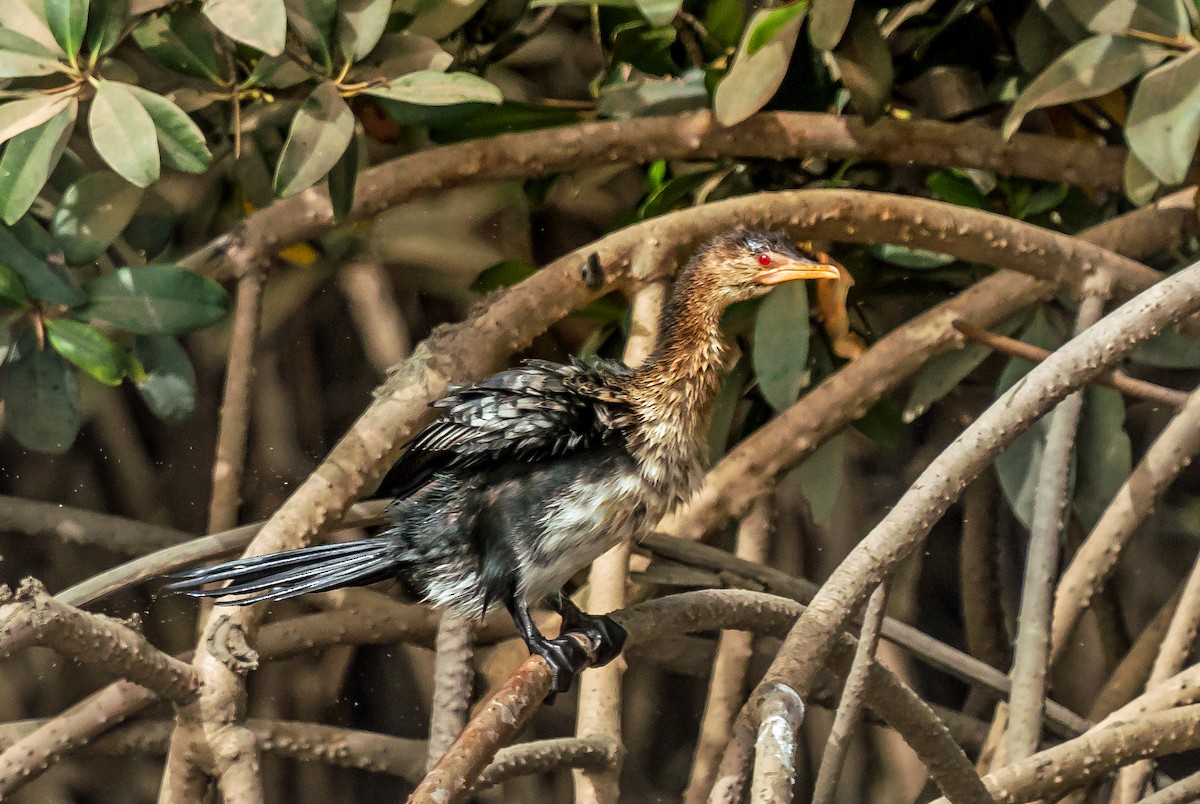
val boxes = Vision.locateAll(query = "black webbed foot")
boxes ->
[556,595,627,669]
[528,632,594,697]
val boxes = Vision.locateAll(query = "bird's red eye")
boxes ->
[757,253,772,266]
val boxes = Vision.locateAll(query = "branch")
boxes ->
[207,270,266,533]
[426,612,477,772]
[1050,383,1200,663]
[684,496,775,804]
[183,112,1127,280]
[1006,291,1106,763]
[711,257,1200,800]
[0,580,196,703]
[812,583,890,804]
[930,704,1200,803]
[0,495,191,554]
[750,684,806,804]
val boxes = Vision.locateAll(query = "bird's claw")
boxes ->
[532,633,594,698]
[561,611,627,669]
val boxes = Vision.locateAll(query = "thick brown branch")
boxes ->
[0,580,196,703]
[184,112,1126,280]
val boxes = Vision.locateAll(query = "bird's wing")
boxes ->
[377,359,629,499]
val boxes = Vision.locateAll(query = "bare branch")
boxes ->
[1051,383,1200,664]
[426,612,477,772]
[208,270,266,534]
[337,259,412,374]
[750,684,806,804]
[1007,291,1106,763]
[712,258,1200,800]
[0,496,191,554]
[184,112,1127,280]
[0,580,197,703]
[812,583,890,804]
[930,704,1200,803]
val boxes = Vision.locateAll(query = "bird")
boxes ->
[167,230,842,694]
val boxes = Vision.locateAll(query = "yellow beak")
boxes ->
[754,252,842,285]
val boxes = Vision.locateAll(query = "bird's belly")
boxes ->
[518,470,657,602]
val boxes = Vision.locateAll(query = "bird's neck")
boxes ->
[625,271,729,499]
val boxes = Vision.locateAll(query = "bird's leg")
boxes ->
[552,593,627,669]
[506,590,594,697]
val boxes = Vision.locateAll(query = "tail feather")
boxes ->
[166,539,402,605]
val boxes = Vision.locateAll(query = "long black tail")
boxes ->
[166,539,402,605]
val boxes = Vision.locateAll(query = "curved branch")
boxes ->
[712,258,1200,800]
[184,112,1126,280]
[0,495,192,554]
[0,580,196,703]
[930,704,1200,803]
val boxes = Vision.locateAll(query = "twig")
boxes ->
[711,258,1200,800]
[1088,589,1182,720]
[959,476,1010,674]
[931,704,1200,804]
[574,270,666,804]
[1140,769,1200,804]
[1050,384,1200,663]
[0,495,191,555]
[812,582,890,804]
[208,270,266,533]
[952,319,1188,408]
[182,112,1129,280]
[1006,291,1106,763]
[0,580,197,703]
[684,496,775,804]
[750,684,806,804]
[426,612,477,772]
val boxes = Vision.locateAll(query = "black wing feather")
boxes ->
[377,360,627,499]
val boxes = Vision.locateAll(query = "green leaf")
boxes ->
[1131,328,1200,368]
[926,169,988,209]
[1002,35,1169,139]
[0,28,65,77]
[870,243,955,269]
[1126,49,1200,185]
[328,130,360,222]
[88,81,160,187]
[1020,183,1069,219]
[638,169,710,219]
[273,81,355,197]
[635,0,681,27]
[809,0,853,50]
[789,432,847,526]
[1060,0,1191,39]
[753,280,810,412]
[285,0,337,66]
[85,0,127,58]
[748,2,808,55]
[44,317,131,386]
[830,6,893,121]
[706,353,752,461]
[336,0,390,62]
[131,10,223,80]
[122,85,212,174]
[994,312,1074,529]
[51,172,143,264]
[82,264,231,334]
[1124,151,1161,205]
[0,99,75,225]
[1074,387,1131,531]
[0,262,29,308]
[364,70,504,106]
[703,0,743,49]
[470,259,536,293]
[203,0,287,56]
[133,334,196,421]
[45,0,88,61]
[4,337,81,453]
[0,1,64,55]
[903,314,1024,422]
[852,396,903,448]
[0,94,75,148]
[714,4,806,125]
[598,69,708,119]
[0,219,83,305]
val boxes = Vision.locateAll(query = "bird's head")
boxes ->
[693,229,843,304]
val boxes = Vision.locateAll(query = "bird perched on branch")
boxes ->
[168,231,841,694]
